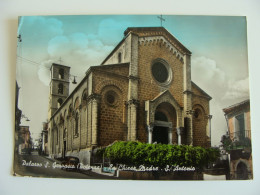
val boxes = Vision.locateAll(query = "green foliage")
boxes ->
[221,134,251,150]
[221,135,232,148]
[99,141,220,168]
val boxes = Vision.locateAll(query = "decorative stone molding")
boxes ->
[87,93,101,103]
[183,90,193,95]
[126,99,140,106]
[204,114,212,120]
[147,124,154,133]
[138,36,184,62]
[128,75,139,81]
[186,109,194,116]
[96,79,124,95]
[145,90,183,128]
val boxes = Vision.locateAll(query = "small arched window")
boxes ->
[56,129,59,145]
[63,128,67,139]
[68,104,73,117]
[58,83,63,94]
[82,90,88,106]
[57,98,63,108]
[194,108,203,120]
[118,52,122,63]
[59,68,64,79]
[75,112,79,135]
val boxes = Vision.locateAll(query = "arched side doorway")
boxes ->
[236,161,249,180]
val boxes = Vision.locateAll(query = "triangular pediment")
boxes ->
[150,90,182,110]
[124,27,191,56]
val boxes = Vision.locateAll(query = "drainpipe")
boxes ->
[224,114,230,136]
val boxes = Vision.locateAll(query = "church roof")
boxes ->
[101,26,191,65]
[191,81,212,100]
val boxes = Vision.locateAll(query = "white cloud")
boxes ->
[48,36,71,57]
[38,31,114,87]
[47,32,114,66]
[222,77,249,100]
[36,18,131,87]
[98,18,130,45]
[22,16,63,42]
[37,60,54,86]
[192,56,225,84]
[192,56,227,99]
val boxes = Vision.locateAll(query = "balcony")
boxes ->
[227,130,251,153]
[230,130,251,142]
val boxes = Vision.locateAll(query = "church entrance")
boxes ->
[147,102,177,144]
[152,126,168,144]
[152,111,171,144]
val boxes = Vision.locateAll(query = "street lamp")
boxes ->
[21,114,30,121]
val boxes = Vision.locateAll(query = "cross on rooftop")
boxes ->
[58,57,63,64]
[157,15,165,27]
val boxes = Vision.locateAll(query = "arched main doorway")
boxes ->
[236,162,248,180]
[151,102,177,144]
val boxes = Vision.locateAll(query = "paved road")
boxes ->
[13,153,114,179]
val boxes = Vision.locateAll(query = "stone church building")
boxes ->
[48,27,212,164]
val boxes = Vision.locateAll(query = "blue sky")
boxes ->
[16,15,249,145]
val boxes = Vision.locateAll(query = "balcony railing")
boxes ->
[230,130,251,141]
[228,130,251,150]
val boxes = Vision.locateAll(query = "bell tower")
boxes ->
[48,63,70,119]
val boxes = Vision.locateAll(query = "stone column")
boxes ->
[147,124,154,144]
[91,99,98,146]
[90,95,100,147]
[168,127,173,144]
[206,115,212,146]
[183,54,193,145]
[185,110,194,145]
[126,34,139,142]
[207,115,212,138]
[176,127,184,145]
[127,100,139,141]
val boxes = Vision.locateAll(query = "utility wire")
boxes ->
[16,55,82,78]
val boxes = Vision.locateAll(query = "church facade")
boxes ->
[47,27,212,164]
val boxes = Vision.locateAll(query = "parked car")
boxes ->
[61,156,80,171]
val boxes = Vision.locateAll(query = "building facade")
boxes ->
[48,27,212,165]
[18,126,31,154]
[223,99,252,179]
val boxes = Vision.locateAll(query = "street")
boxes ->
[13,152,114,179]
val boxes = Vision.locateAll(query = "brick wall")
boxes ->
[92,68,129,146]
[192,85,210,147]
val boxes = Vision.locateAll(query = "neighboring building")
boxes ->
[18,126,32,154]
[15,81,22,153]
[48,27,212,165]
[41,122,49,155]
[223,99,252,180]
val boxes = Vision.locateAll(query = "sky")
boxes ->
[16,15,249,146]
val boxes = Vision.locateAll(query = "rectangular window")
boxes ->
[235,114,245,140]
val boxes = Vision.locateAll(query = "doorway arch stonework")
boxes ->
[145,90,184,145]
